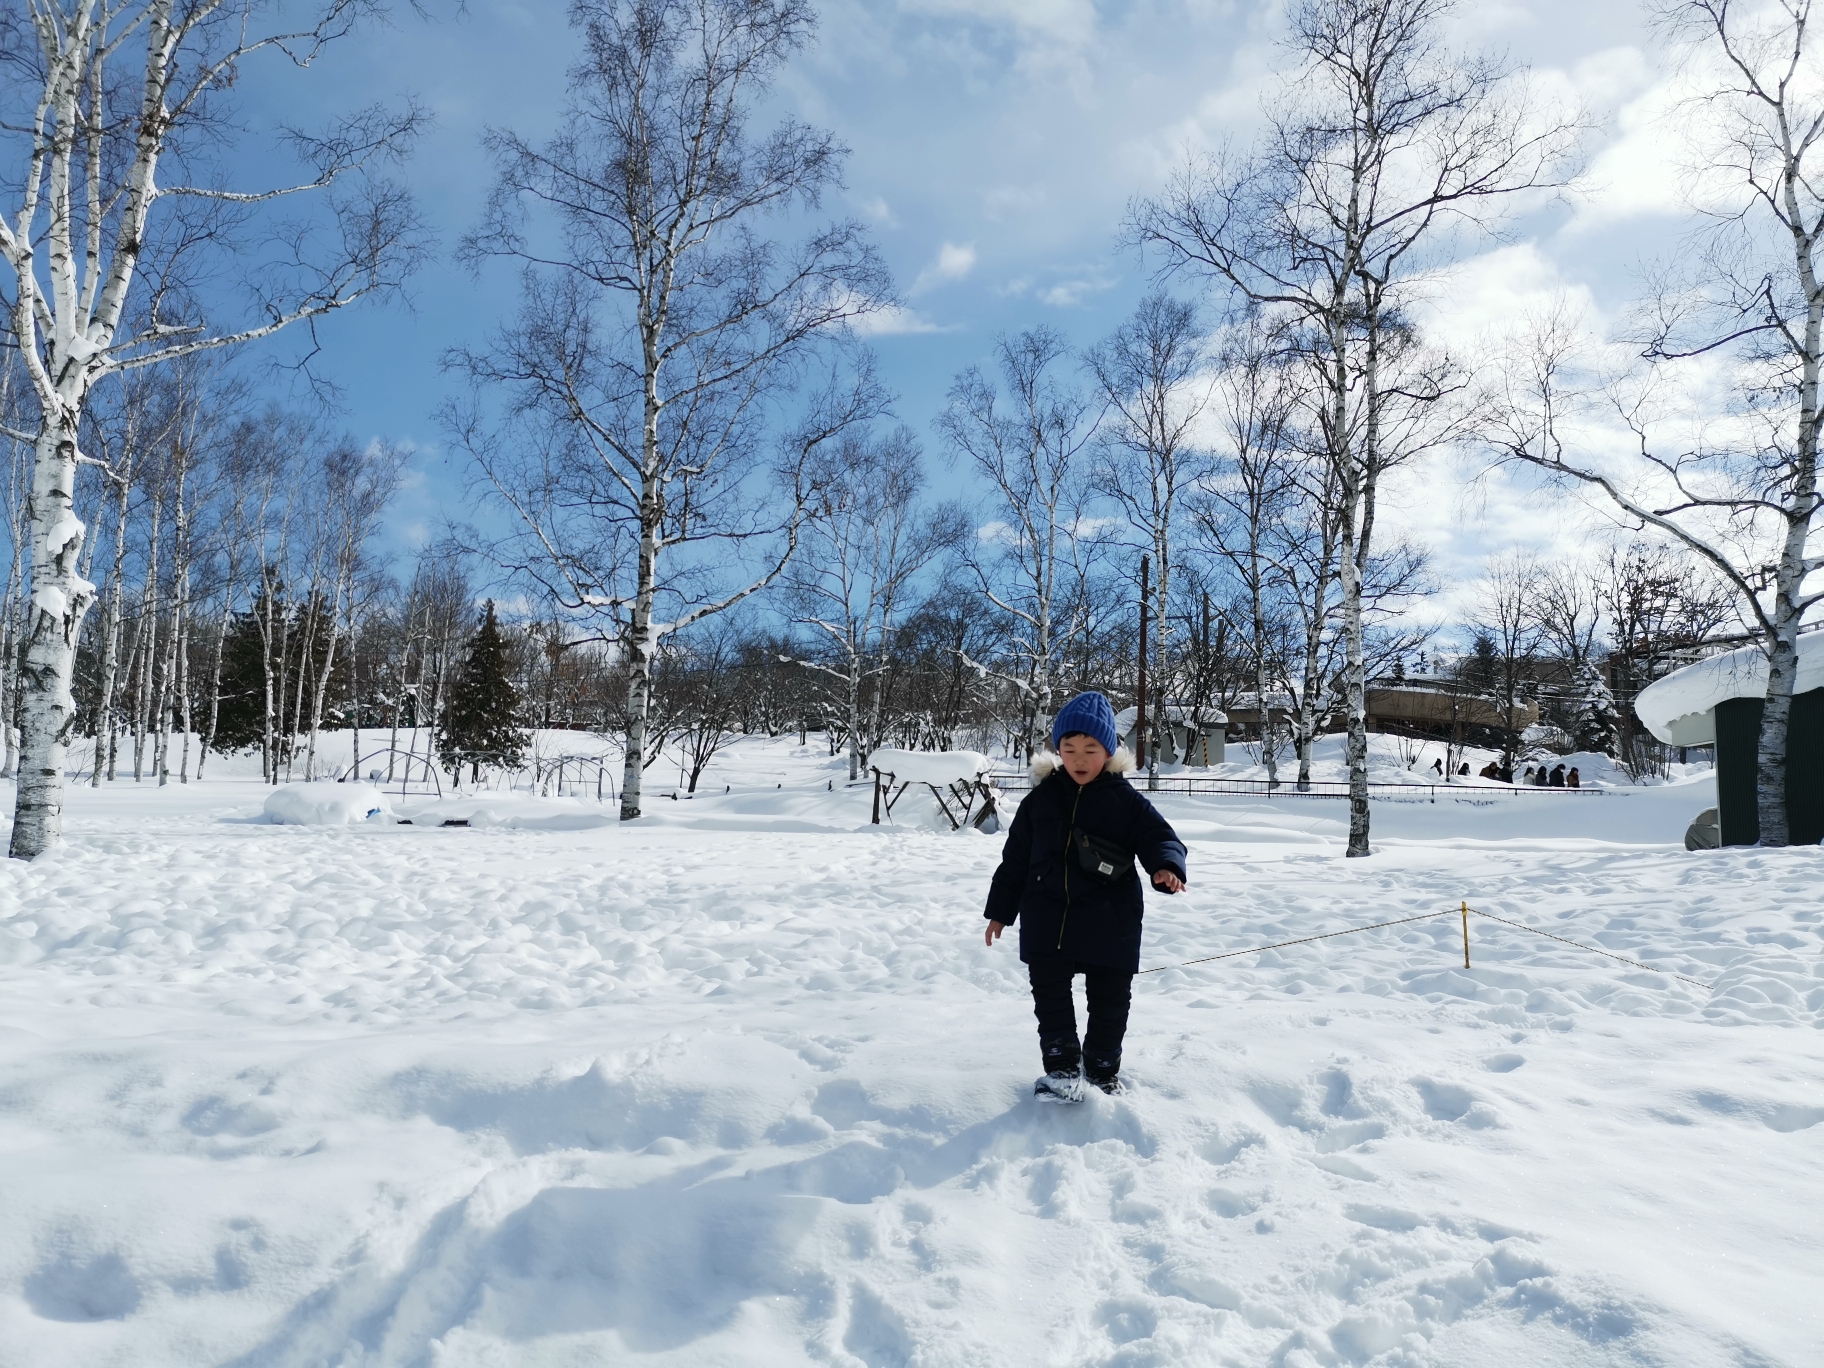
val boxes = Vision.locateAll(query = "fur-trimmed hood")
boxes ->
[1029,746,1136,782]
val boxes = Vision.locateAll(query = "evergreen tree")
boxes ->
[208,593,344,761]
[436,601,528,784]
[1571,660,1620,756]
[210,607,271,755]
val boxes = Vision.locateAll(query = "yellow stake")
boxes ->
[1461,900,1471,969]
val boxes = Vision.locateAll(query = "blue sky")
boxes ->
[228,0,1693,621]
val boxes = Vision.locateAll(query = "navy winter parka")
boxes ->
[984,753,1188,973]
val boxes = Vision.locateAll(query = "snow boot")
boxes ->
[1035,1031,1084,1103]
[1084,1053,1125,1096]
[1034,1069,1086,1104]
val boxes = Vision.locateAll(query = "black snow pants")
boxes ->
[1028,954,1133,1081]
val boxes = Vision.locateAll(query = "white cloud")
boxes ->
[1039,273,1117,307]
[1562,53,1691,229]
[911,241,977,294]
[1560,42,1774,233]
[976,518,1016,546]
[981,183,1047,223]
[849,303,952,336]
[1416,242,1600,355]
[857,194,899,227]
[899,0,1099,52]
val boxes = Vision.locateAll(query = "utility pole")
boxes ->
[1137,554,1149,773]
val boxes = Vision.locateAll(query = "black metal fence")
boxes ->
[987,773,1613,800]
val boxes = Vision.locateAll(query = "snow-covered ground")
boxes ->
[0,734,1817,1367]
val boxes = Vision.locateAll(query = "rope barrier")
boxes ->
[1138,902,1717,992]
[1134,910,1452,974]
[1466,908,1716,991]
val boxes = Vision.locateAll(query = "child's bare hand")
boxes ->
[985,920,1006,946]
[1152,869,1185,894]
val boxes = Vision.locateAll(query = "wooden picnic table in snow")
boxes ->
[867,749,1001,830]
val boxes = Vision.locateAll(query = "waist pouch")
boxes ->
[1072,828,1133,883]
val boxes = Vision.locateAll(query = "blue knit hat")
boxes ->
[1052,691,1119,756]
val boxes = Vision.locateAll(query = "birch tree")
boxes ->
[1133,0,1574,853]
[1469,551,1546,767]
[301,440,405,778]
[935,326,1103,758]
[451,0,890,821]
[784,426,965,780]
[0,0,425,855]
[82,369,161,785]
[1089,292,1214,788]
[1193,316,1300,787]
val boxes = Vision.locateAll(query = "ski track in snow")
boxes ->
[0,738,1819,1367]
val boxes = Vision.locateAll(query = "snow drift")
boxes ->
[262,782,392,826]
[397,794,617,831]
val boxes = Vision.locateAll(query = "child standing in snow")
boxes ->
[983,691,1188,1101]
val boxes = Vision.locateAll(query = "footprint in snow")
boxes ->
[1096,1297,1159,1345]
[1766,1104,1824,1132]
[1343,1202,1424,1231]
[1206,1186,1260,1218]
[1313,1119,1386,1153]
[1412,1078,1500,1129]
[1197,1129,1262,1166]
[24,1252,141,1323]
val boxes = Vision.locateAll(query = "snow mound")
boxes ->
[866,748,991,785]
[263,782,393,826]
[397,794,618,831]
[1636,633,1824,745]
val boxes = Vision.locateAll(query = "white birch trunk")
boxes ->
[1151,536,1170,792]
[1342,307,1386,859]
[132,496,161,781]
[10,422,95,857]
[618,478,663,819]
[197,579,234,780]
[0,593,16,781]
[90,473,130,785]
[259,588,278,784]
[847,644,863,782]
[305,600,343,781]
[1247,509,1278,790]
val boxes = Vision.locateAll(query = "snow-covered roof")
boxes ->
[1367,677,1483,697]
[1635,633,1824,746]
[1224,692,1294,712]
[1112,704,1228,731]
[867,748,991,785]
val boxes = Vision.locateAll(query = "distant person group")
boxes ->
[1429,756,1580,787]
[1524,763,1579,788]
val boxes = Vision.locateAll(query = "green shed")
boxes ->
[1635,634,1824,846]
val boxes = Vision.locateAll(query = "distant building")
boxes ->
[1112,704,1226,767]
[1221,692,1295,739]
[1363,676,1538,746]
